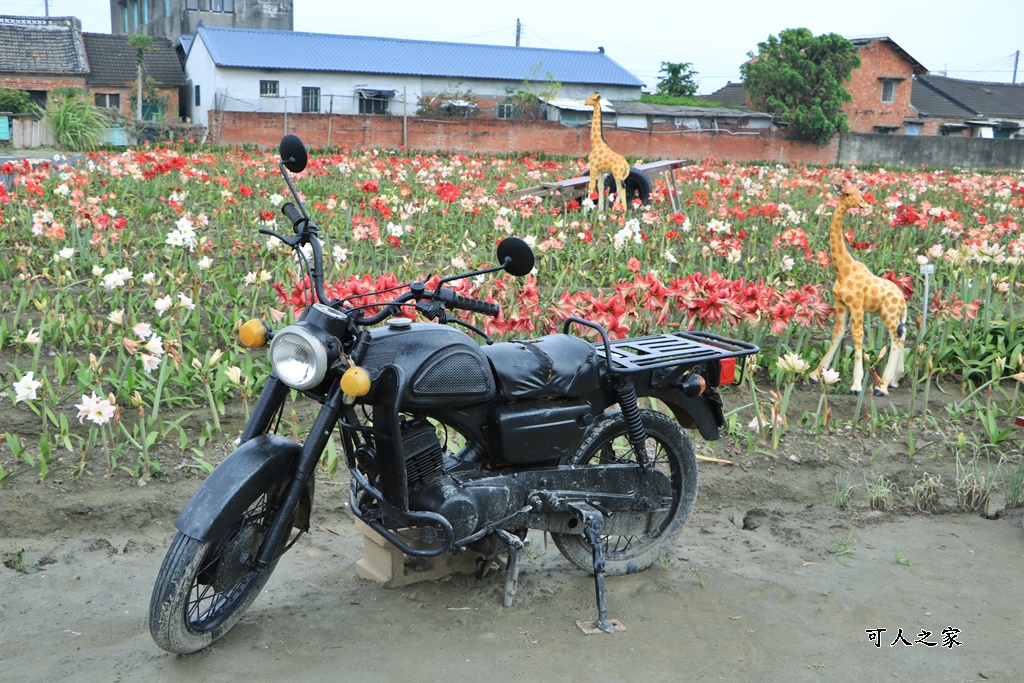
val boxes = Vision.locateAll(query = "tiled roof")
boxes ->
[0,15,89,75]
[914,74,1024,119]
[194,25,645,87]
[848,36,928,75]
[911,76,977,118]
[82,33,187,88]
[610,100,770,119]
[701,82,748,107]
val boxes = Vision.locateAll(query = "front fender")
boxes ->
[175,434,302,541]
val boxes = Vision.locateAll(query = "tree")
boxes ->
[0,87,32,115]
[656,62,699,97]
[127,34,155,120]
[740,28,860,145]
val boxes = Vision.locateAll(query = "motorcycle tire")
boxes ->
[149,479,293,654]
[551,409,698,576]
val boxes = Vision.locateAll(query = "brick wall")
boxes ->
[210,111,839,164]
[843,41,917,134]
[0,75,89,99]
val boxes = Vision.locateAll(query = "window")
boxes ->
[95,93,121,109]
[123,7,129,31]
[358,91,390,115]
[194,84,201,107]
[165,0,170,15]
[210,0,235,11]
[132,0,139,28]
[186,0,198,9]
[496,103,521,120]
[880,79,898,104]
[259,80,279,97]
[302,87,320,113]
[143,0,149,24]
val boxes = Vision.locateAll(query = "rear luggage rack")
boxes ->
[563,317,759,375]
[598,331,759,373]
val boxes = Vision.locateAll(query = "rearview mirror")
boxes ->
[496,237,535,277]
[279,134,308,173]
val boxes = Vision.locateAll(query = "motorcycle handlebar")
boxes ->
[281,202,305,231]
[437,288,500,317]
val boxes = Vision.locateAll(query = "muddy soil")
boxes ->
[1,383,1022,682]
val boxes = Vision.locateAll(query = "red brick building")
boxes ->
[843,37,928,134]
[705,36,929,136]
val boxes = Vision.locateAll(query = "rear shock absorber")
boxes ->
[615,377,650,469]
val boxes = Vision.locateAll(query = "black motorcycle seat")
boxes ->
[482,333,601,400]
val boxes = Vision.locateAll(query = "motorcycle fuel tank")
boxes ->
[360,320,497,408]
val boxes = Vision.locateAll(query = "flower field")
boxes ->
[1,142,1022,481]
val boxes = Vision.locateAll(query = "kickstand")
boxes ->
[571,502,624,634]
[496,529,526,608]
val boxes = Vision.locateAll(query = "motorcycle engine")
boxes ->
[402,417,479,540]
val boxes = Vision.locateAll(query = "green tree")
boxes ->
[0,87,32,115]
[656,62,699,97]
[127,34,155,120]
[740,28,860,145]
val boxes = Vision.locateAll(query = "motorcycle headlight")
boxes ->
[269,325,328,390]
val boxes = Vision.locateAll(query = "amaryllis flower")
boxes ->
[776,353,810,374]
[75,391,116,425]
[13,371,42,403]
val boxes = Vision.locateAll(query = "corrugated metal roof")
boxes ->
[610,100,770,119]
[82,33,187,88]
[0,15,89,76]
[194,25,645,87]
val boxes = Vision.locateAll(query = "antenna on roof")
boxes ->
[516,19,521,47]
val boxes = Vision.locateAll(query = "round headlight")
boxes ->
[269,325,328,390]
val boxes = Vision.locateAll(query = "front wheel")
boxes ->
[551,409,698,576]
[149,481,293,654]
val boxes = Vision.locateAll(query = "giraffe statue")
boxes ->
[815,182,907,396]
[584,92,630,211]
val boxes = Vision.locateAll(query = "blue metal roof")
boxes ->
[194,26,644,87]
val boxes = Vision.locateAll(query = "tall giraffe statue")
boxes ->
[584,92,630,211]
[815,182,907,396]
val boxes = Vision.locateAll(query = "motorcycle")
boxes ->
[149,135,759,654]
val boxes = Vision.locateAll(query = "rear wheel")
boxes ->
[552,409,697,575]
[149,480,295,654]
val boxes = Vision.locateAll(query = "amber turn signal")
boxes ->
[239,319,269,348]
[341,366,371,397]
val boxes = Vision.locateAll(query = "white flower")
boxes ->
[663,250,677,265]
[74,392,116,425]
[143,335,164,357]
[780,256,795,272]
[333,245,349,263]
[107,309,125,325]
[726,248,742,264]
[55,247,75,261]
[133,321,153,338]
[154,295,173,316]
[92,265,105,277]
[244,270,271,286]
[223,366,243,386]
[140,353,161,373]
[142,272,157,285]
[55,183,70,197]
[820,368,841,385]
[776,353,811,374]
[198,256,213,270]
[269,193,284,207]
[916,255,929,265]
[177,293,195,310]
[13,371,42,403]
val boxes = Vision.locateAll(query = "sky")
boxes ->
[10,0,1024,95]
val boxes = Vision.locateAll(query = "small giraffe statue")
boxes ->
[584,92,630,211]
[815,183,907,396]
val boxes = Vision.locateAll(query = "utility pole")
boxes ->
[1014,50,1020,84]
[515,19,521,47]
[44,0,49,17]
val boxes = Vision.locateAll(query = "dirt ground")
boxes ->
[1,383,1022,682]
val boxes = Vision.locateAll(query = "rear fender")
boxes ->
[650,387,724,441]
[175,434,308,541]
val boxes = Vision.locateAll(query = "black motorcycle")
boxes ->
[149,135,758,654]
